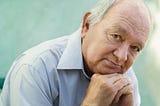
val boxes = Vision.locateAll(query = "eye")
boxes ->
[130,45,140,52]
[110,34,122,41]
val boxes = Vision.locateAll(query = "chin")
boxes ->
[95,67,120,75]
[101,71,118,75]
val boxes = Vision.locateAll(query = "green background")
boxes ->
[0,0,160,106]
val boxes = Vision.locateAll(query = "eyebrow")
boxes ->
[105,26,126,34]
[116,27,128,35]
[111,26,145,48]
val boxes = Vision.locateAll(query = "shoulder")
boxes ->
[15,35,69,70]
[5,35,70,85]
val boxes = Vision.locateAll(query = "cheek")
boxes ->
[127,58,134,67]
[123,55,135,72]
[85,44,108,68]
[86,45,101,62]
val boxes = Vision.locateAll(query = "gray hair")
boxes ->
[86,0,150,27]
[87,0,117,26]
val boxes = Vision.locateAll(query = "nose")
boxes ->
[113,44,128,63]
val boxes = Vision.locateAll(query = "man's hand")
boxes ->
[81,73,134,106]
[111,82,134,106]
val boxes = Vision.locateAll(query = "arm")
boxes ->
[8,64,53,106]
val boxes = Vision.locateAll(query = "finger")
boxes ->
[91,73,122,83]
[104,73,119,78]
[113,77,130,90]
[108,74,128,84]
[112,77,131,101]
[114,84,133,103]
[113,75,130,84]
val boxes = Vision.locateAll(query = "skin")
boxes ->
[81,0,151,106]
[81,74,134,106]
[81,1,150,75]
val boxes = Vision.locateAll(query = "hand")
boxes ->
[110,78,134,106]
[81,73,132,106]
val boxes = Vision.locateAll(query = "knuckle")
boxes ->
[104,84,115,94]
[129,84,134,91]
[124,76,132,83]
[112,85,117,93]
[120,79,127,84]
[117,78,128,86]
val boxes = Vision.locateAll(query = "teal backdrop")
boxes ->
[0,0,159,106]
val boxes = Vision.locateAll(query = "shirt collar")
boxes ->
[57,28,84,70]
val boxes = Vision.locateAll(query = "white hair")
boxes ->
[87,0,117,26]
[86,0,150,26]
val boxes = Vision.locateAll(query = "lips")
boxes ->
[104,59,122,71]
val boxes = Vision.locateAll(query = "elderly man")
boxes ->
[0,0,151,106]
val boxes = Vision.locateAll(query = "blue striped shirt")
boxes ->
[0,28,140,106]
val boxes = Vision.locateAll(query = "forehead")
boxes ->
[103,0,150,30]
[101,0,150,39]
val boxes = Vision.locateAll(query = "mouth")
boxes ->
[104,59,122,71]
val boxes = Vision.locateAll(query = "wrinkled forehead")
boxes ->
[103,0,151,36]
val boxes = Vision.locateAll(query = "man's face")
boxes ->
[81,1,150,74]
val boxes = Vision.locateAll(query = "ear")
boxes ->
[81,12,91,38]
